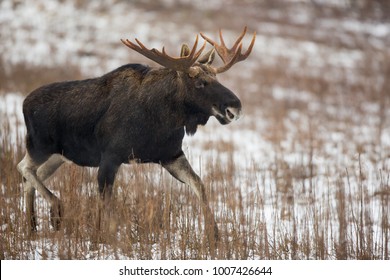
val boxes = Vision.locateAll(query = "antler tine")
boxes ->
[200,31,224,61]
[189,34,199,57]
[242,31,256,57]
[191,35,207,64]
[200,26,256,73]
[186,34,206,64]
[218,29,226,48]
[121,35,205,72]
[231,26,247,50]
[214,44,243,74]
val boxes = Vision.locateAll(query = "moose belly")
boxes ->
[127,145,181,164]
[122,130,185,164]
[58,126,184,166]
[59,136,102,167]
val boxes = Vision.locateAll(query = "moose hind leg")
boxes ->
[37,154,66,181]
[162,153,219,245]
[23,181,37,232]
[17,153,65,230]
[39,155,65,229]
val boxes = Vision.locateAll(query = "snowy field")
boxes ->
[1,0,389,259]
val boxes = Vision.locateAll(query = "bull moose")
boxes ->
[17,27,256,243]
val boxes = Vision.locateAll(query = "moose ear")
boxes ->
[180,44,191,57]
[197,48,215,65]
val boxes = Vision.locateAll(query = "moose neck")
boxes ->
[137,68,186,128]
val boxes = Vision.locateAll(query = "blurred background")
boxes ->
[1,0,389,182]
[1,0,389,94]
[0,0,389,259]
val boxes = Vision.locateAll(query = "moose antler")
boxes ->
[200,26,256,73]
[121,35,206,72]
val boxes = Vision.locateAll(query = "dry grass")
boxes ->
[1,0,389,260]
[1,104,388,259]
[0,57,82,94]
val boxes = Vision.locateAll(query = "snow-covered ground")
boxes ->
[1,0,389,259]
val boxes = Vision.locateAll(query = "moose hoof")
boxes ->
[50,201,63,231]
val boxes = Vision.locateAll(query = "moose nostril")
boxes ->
[226,108,235,119]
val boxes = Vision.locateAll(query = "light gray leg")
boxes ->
[37,154,66,181]
[162,153,219,244]
[23,181,36,232]
[17,153,65,231]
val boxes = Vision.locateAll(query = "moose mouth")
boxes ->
[212,105,242,125]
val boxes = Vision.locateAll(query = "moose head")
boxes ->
[121,26,256,133]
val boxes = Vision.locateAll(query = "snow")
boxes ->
[1,0,389,259]
[0,93,25,144]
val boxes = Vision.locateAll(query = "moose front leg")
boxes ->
[95,157,120,242]
[162,153,219,245]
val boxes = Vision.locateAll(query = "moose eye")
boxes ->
[195,80,208,89]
